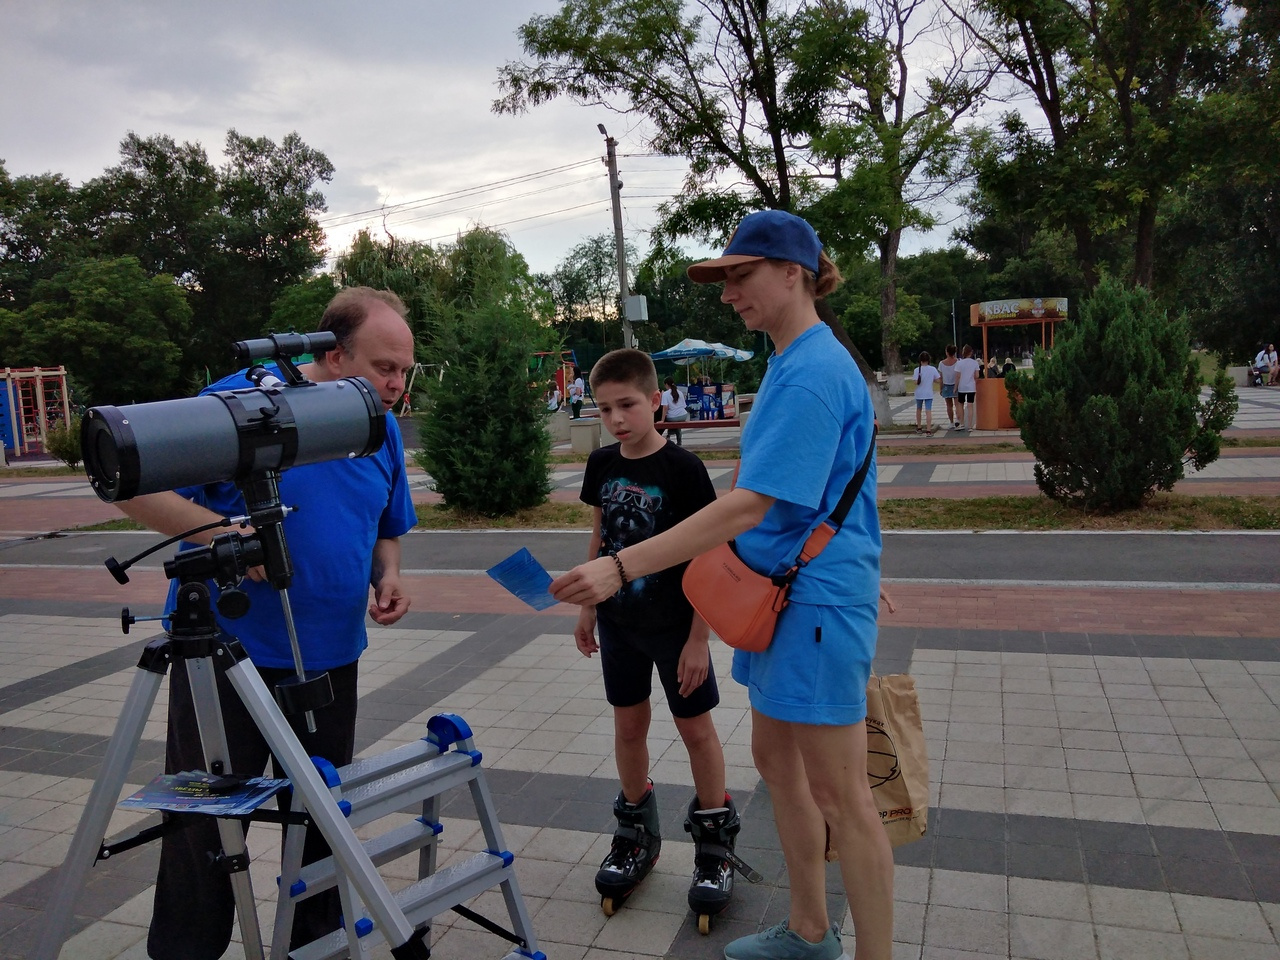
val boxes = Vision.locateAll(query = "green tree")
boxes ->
[82,130,332,380]
[413,229,554,515]
[0,163,85,311]
[1008,277,1236,511]
[0,256,190,405]
[495,0,913,419]
[269,273,340,335]
[955,0,1232,289]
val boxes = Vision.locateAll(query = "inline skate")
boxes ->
[596,784,661,915]
[685,794,759,934]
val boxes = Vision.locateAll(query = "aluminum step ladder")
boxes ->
[275,713,544,960]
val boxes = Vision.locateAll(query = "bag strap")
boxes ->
[793,423,878,568]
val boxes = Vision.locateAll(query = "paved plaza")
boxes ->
[0,386,1278,960]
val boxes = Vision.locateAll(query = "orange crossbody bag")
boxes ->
[682,427,876,652]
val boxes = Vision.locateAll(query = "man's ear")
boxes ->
[650,390,663,412]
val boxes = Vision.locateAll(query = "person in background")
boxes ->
[911,350,940,436]
[938,344,960,430]
[661,377,690,446]
[569,367,586,418]
[551,209,892,960]
[547,381,563,411]
[953,344,982,431]
[1001,357,1017,378]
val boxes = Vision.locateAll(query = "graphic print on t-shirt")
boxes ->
[598,476,670,614]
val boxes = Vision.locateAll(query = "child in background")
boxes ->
[574,348,745,930]
[912,351,941,436]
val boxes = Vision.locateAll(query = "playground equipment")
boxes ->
[1,366,73,458]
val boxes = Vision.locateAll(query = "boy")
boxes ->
[575,348,742,931]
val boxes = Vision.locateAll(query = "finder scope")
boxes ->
[82,330,388,502]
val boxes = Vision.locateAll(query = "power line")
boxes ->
[317,157,601,227]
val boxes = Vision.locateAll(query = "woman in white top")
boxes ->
[938,344,959,429]
[912,351,941,435]
[661,377,689,446]
[953,344,982,430]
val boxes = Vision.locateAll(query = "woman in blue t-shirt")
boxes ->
[552,209,892,960]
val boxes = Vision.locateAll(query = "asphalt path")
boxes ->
[4,528,1276,588]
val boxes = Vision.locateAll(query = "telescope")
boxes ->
[81,331,387,502]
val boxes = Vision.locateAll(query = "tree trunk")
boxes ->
[1132,198,1157,289]
[817,299,892,429]
[879,227,903,376]
[1072,220,1098,291]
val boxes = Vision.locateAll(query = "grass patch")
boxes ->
[3,465,85,478]
[80,517,146,532]
[878,441,1027,457]
[415,501,593,529]
[1193,348,1221,385]
[880,493,1280,531]
[1221,435,1280,448]
[77,494,1280,533]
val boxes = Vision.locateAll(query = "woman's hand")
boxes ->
[550,556,622,607]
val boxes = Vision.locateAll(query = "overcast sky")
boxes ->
[0,1,953,277]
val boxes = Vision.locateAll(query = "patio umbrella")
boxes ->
[649,339,754,381]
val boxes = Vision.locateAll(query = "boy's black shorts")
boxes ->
[598,615,719,719]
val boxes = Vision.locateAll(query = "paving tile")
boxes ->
[1009,914,1099,960]
[922,904,1008,955]
[1095,924,1190,959]
[1007,877,1090,922]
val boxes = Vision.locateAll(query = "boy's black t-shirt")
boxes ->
[581,440,718,630]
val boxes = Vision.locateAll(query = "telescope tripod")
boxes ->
[35,574,434,960]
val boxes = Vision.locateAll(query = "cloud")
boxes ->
[0,0,694,274]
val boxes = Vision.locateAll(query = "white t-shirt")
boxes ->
[912,365,940,400]
[938,358,958,386]
[569,377,585,402]
[1258,350,1277,369]
[663,386,687,418]
[954,357,981,392]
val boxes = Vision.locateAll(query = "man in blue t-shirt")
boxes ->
[118,287,417,960]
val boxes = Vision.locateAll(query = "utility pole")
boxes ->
[598,124,635,348]
[951,298,957,348]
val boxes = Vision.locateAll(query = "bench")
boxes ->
[655,419,741,430]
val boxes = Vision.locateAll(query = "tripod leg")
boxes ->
[36,644,168,960]
[186,657,266,960]
[220,656,425,955]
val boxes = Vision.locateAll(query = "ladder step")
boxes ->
[336,738,448,790]
[283,817,442,903]
[341,750,480,827]
[289,852,516,960]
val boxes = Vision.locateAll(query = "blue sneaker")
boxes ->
[723,920,848,960]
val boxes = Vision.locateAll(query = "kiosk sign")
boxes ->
[975,297,1068,324]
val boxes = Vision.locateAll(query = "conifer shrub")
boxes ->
[415,303,552,516]
[1008,278,1237,511]
[45,416,83,468]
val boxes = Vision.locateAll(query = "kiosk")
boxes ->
[968,298,1068,430]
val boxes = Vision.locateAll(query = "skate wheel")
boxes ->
[698,913,711,935]
[602,897,617,916]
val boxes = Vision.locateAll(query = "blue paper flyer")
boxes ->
[486,547,558,611]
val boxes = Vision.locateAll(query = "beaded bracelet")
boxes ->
[608,550,629,585]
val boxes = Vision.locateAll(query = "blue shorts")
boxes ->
[940,383,956,399]
[730,600,876,725]
[915,398,933,411]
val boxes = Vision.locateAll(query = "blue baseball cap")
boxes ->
[687,210,823,283]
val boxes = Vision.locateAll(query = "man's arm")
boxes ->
[369,537,410,625]
[118,492,243,546]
